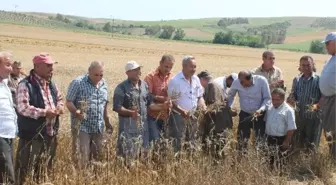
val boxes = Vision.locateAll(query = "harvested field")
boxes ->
[0,24,334,185]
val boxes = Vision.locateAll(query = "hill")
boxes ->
[0,10,335,52]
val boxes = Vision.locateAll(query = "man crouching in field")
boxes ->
[15,54,64,185]
[113,61,172,167]
[197,70,233,159]
[265,88,296,169]
[66,61,113,168]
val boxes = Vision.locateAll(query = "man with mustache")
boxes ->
[15,53,64,185]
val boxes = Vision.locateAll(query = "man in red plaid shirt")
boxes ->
[15,53,64,185]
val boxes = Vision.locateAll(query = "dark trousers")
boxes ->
[237,111,266,151]
[0,137,15,185]
[15,136,57,185]
[266,135,287,169]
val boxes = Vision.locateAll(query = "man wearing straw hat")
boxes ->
[15,53,64,184]
[113,60,172,167]
[319,32,336,160]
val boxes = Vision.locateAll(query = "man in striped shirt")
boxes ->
[66,61,113,168]
[15,54,64,184]
[287,56,322,152]
[7,61,26,108]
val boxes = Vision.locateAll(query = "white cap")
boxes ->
[231,73,238,80]
[125,60,142,72]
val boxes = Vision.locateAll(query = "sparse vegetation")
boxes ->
[217,17,249,28]
[310,40,326,54]
[311,18,336,29]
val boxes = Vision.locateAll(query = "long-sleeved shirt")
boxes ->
[7,74,25,107]
[16,73,64,136]
[227,75,271,114]
[319,55,336,97]
[0,79,17,138]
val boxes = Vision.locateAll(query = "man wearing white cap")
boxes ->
[319,32,336,159]
[113,61,171,167]
[212,73,238,97]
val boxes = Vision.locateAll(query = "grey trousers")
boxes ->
[15,136,57,185]
[168,112,198,153]
[72,130,103,167]
[321,95,336,159]
[0,137,15,185]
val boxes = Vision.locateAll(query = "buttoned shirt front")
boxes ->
[168,72,204,111]
[144,68,173,120]
[319,55,336,97]
[227,75,271,114]
[66,74,108,134]
[0,79,17,138]
[265,102,296,137]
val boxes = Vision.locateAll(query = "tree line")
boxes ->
[217,18,249,28]
[310,18,336,29]
[144,25,186,40]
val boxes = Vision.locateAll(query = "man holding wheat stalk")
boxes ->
[113,60,172,167]
[66,61,113,168]
[15,53,64,184]
[167,56,206,154]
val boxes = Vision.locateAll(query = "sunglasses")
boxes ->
[94,74,103,77]
[268,57,275,60]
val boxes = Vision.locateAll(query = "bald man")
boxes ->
[227,70,271,151]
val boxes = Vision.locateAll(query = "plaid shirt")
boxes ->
[66,75,108,133]
[16,73,64,136]
[144,68,173,120]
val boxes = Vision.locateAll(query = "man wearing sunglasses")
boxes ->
[251,51,285,91]
[319,32,336,160]
[66,61,113,168]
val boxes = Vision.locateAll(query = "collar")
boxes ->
[85,74,104,87]
[154,67,171,77]
[260,64,275,73]
[127,78,142,87]
[299,72,317,80]
[274,102,286,109]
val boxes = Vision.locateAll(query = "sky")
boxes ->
[2,0,336,21]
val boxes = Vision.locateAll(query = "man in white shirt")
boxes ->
[0,51,17,184]
[212,73,238,96]
[265,88,296,168]
[167,56,206,153]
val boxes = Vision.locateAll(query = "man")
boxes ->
[212,73,238,96]
[7,61,26,108]
[144,54,174,145]
[167,56,206,153]
[251,51,285,91]
[227,70,271,151]
[319,32,336,159]
[15,53,64,184]
[0,51,16,185]
[266,88,296,168]
[66,61,113,168]
[197,70,233,158]
[113,61,171,167]
[287,56,322,152]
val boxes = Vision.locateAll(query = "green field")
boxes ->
[0,10,334,52]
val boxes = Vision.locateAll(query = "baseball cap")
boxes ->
[321,32,336,43]
[230,73,238,80]
[33,53,55,64]
[197,70,211,78]
[125,60,142,72]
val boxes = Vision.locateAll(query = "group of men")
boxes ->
[0,32,335,184]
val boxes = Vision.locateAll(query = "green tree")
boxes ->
[102,22,112,32]
[55,13,64,21]
[213,31,234,44]
[173,28,185,40]
[145,25,161,35]
[309,40,326,54]
[159,25,175,39]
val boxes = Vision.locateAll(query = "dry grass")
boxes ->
[1,24,335,185]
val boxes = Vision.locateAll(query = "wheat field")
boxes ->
[0,24,335,185]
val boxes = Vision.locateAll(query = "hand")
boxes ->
[163,99,173,110]
[311,104,320,111]
[131,110,139,121]
[105,122,113,134]
[281,141,290,151]
[56,107,64,115]
[74,110,84,120]
[46,109,57,119]
[286,98,296,107]
[254,109,262,117]
[229,108,238,117]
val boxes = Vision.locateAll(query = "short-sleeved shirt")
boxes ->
[251,65,283,90]
[167,72,204,112]
[144,68,173,120]
[319,55,336,97]
[113,79,153,133]
[266,102,296,137]
[288,73,321,120]
[66,74,108,133]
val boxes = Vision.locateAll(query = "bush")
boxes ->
[213,31,234,44]
[145,25,161,35]
[213,31,264,48]
[102,22,112,32]
[310,40,326,54]
[159,25,175,39]
[173,28,185,40]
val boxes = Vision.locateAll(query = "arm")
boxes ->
[168,79,187,115]
[227,81,238,108]
[16,82,46,119]
[65,80,79,115]
[259,79,271,112]
[287,77,297,106]
[112,85,135,117]
[282,108,297,148]
[54,83,64,114]
[144,73,166,103]
[104,103,113,130]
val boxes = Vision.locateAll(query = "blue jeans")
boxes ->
[148,116,165,144]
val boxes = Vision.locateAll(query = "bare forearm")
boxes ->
[173,103,185,114]
[149,103,164,111]
[153,95,166,103]
[115,107,134,117]
[284,130,295,144]
[66,101,77,114]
